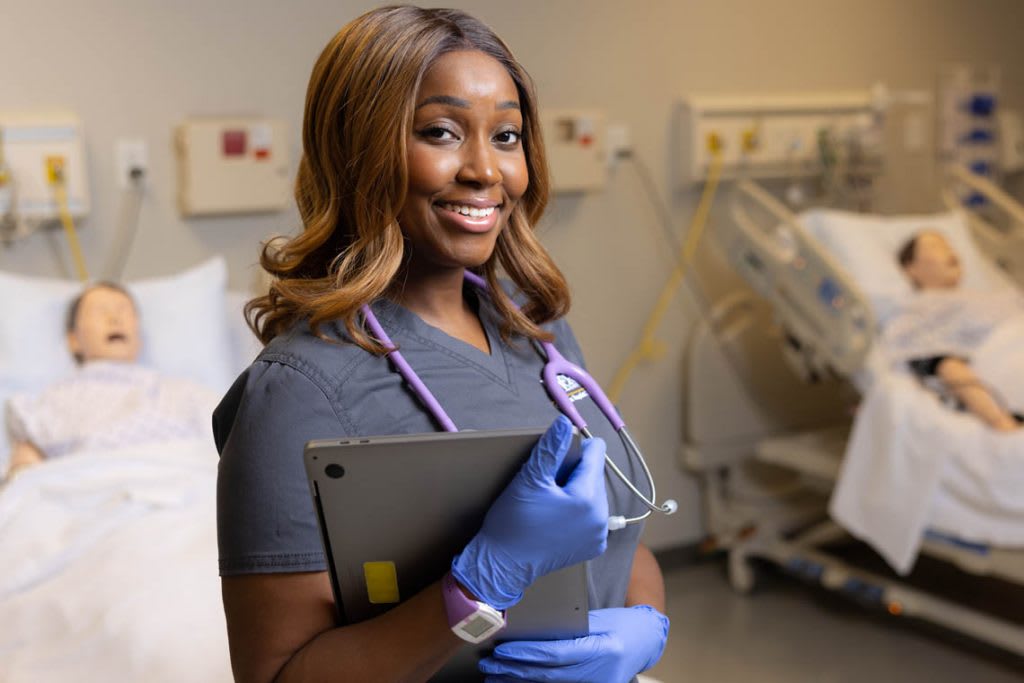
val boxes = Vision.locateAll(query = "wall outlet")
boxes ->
[115,138,148,189]
[607,123,632,167]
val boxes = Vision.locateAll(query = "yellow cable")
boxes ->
[49,160,89,282]
[607,149,725,403]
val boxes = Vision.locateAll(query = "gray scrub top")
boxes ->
[213,289,647,613]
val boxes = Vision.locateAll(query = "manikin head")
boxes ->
[898,230,962,290]
[65,282,141,364]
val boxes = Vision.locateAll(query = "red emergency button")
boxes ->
[222,130,247,156]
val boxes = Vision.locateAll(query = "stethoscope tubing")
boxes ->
[359,271,677,527]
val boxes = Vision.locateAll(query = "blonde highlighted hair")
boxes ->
[247,5,569,353]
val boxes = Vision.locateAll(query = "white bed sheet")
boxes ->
[0,439,231,683]
[830,370,1024,575]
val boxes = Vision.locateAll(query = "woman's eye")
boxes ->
[495,130,521,146]
[421,126,457,141]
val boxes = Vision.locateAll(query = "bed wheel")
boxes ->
[728,550,757,594]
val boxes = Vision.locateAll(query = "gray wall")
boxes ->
[4,0,1024,548]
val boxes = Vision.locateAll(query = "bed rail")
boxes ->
[942,164,1024,288]
[728,180,874,378]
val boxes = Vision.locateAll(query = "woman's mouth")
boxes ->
[434,202,501,233]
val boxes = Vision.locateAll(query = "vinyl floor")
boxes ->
[645,559,1023,683]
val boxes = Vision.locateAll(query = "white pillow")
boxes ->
[0,258,234,476]
[225,289,264,377]
[801,209,1013,323]
[0,257,234,394]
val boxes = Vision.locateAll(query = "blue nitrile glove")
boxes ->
[479,605,670,683]
[451,415,609,610]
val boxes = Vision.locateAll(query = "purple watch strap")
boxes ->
[442,571,479,625]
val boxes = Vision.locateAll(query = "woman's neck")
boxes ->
[392,263,490,353]
[393,261,465,315]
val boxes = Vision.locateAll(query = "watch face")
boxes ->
[462,614,496,639]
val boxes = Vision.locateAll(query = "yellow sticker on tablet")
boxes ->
[363,561,400,604]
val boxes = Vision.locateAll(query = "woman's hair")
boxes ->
[247,5,569,353]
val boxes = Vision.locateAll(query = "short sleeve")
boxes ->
[5,393,35,446]
[214,360,348,576]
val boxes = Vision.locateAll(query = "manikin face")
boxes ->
[904,231,962,290]
[397,50,529,273]
[67,286,142,364]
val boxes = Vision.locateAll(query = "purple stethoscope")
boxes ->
[360,270,677,529]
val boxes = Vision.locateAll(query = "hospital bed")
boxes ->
[684,172,1024,657]
[0,259,259,683]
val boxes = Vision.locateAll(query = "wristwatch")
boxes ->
[442,571,506,644]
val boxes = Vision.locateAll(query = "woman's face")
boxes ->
[398,50,528,273]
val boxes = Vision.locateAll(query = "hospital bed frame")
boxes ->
[690,172,1024,658]
[942,164,1024,287]
[728,178,875,383]
[729,165,1024,384]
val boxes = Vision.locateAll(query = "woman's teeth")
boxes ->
[441,203,495,218]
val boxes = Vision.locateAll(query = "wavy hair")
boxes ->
[247,5,569,353]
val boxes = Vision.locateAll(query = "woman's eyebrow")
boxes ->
[416,95,521,110]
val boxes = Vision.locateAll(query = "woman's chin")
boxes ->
[443,243,498,271]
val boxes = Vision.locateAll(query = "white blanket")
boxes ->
[830,370,1024,574]
[0,439,231,683]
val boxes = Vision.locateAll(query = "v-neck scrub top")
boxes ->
[213,292,647,613]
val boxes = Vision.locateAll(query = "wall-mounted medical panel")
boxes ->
[0,111,90,226]
[678,93,883,185]
[540,109,606,193]
[938,65,1000,207]
[175,118,290,217]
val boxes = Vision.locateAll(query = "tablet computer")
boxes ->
[304,427,589,648]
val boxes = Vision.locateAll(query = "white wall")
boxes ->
[4,0,1024,548]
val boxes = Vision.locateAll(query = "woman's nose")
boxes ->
[456,135,500,187]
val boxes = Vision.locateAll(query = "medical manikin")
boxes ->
[4,282,217,477]
[894,231,1022,431]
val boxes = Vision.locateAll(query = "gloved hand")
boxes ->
[451,415,608,609]
[479,605,670,683]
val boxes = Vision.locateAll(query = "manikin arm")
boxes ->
[7,441,44,477]
[936,358,1019,431]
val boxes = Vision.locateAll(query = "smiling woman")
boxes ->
[215,6,669,683]
[246,6,565,355]
[396,49,531,351]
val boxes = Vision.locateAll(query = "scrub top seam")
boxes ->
[257,353,357,435]
[401,330,517,391]
[376,298,516,388]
